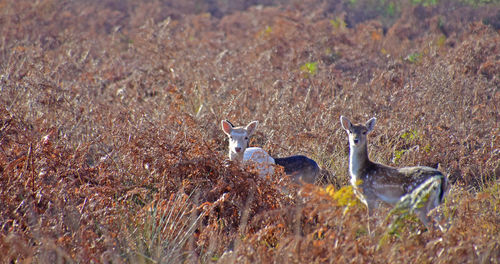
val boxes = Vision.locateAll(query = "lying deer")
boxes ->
[221,120,319,184]
[340,116,448,227]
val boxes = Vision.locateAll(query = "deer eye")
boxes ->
[362,131,367,135]
[244,137,248,140]
[230,136,233,139]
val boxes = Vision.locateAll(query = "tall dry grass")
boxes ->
[0,0,499,263]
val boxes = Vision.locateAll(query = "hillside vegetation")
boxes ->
[0,0,499,263]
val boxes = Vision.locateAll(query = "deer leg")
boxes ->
[366,199,377,235]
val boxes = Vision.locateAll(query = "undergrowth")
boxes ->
[0,0,499,263]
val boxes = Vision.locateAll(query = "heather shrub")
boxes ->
[1,0,499,263]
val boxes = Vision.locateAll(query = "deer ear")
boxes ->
[340,116,352,131]
[225,120,234,127]
[366,117,376,132]
[246,121,259,136]
[221,120,233,136]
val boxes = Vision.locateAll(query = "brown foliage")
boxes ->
[0,0,499,263]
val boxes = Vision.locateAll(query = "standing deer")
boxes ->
[221,120,319,183]
[340,116,448,227]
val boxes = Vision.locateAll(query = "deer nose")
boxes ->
[353,139,359,144]
[235,147,242,152]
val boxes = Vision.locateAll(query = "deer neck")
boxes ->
[229,150,244,162]
[349,143,370,183]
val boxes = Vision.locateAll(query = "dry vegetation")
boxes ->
[0,0,499,263]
